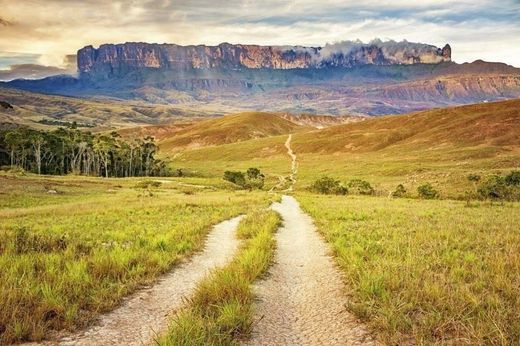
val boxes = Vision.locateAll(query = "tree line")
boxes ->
[0,125,170,177]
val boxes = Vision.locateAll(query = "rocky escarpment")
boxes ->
[77,41,451,79]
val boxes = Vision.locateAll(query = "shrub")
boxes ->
[417,183,439,199]
[467,174,481,183]
[505,170,520,186]
[223,171,246,187]
[392,184,407,198]
[347,179,375,195]
[311,176,348,195]
[478,175,510,200]
[245,167,265,189]
[223,168,264,189]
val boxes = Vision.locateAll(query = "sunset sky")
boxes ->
[1,0,519,80]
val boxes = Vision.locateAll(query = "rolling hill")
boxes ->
[0,87,212,131]
[157,112,309,151]
[290,99,520,153]
[168,99,520,196]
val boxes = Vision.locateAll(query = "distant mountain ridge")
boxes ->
[2,40,520,116]
[77,40,451,79]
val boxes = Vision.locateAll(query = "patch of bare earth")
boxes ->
[25,216,242,346]
[245,196,378,345]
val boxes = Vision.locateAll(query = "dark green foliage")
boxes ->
[224,171,246,186]
[311,176,348,195]
[223,168,265,189]
[0,126,169,177]
[505,170,520,186]
[392,184,407,198]
[477,174,520,201]
[417,183,440,199]
[467,174,481,183]
[246,167,265,189]
[347,179,375,195]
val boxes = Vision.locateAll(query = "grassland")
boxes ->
[158,209,280,345]
[158,112,308,152]
[0,87,209,131]
[0,172,273,344]
[297,193,520,345]
[169,100,520,198]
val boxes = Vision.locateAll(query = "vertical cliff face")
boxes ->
[77,41,451,79]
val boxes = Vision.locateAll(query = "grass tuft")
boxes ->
[157,209,281,345]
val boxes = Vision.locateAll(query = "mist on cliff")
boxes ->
[312,39,442,62]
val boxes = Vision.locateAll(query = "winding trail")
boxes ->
[245,196,377,345]
[32,216,242,346]
[269,134,298,193]
[284,134,298,192]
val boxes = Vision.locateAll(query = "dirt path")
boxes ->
[30,216,242,346]
[245,196,377,345]
[270,134,297,193]
[284,134,297,192]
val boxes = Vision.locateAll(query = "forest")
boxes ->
[0,124,169,177]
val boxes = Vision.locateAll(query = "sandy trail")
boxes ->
[245,196,377,345]
[284,134,297,192]
[29,216,242,346]
[270,134,297,193]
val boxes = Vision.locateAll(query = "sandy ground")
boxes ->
[245,196,378,345]
[25,216,242,346]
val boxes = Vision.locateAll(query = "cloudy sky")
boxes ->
[1,0,519,80]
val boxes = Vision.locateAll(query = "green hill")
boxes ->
[171,99,520,197]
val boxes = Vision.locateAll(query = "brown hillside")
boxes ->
[291,99,520,153]
[159,112,307,151]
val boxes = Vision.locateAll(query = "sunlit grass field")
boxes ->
[297,193,520,345]
[0,173,273,344]
[159,209,280,345]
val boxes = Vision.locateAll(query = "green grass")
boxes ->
[168,100,520,198]
[0,173,273,344]
[157,209,281,345]
[297,193,520,345]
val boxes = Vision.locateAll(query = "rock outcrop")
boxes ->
[77,41,451,79]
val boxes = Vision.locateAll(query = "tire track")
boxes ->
[245,196,378,345]
[25,216,243,346]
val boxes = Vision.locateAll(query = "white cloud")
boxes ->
[0,0,519,68]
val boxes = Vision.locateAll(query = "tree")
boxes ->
[311,176,347,195]
[392,184,407,198]
[417,183,439,199]
[30,133,45,175]
[347,179,374,195]
[4,131,22,167]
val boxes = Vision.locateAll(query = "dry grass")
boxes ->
[159,112,307,152]
[0,173,273,344]
[157,209,281,345]
[169,100,520,197]
[297,193,520,345]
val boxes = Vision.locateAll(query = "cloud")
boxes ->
[0,0,519,74]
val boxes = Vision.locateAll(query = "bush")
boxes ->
[478,175,510,200]
[467,174,481,183]
[417,183,439,199]
[311,176,348,195]
[392,184,407,198]
[224,171,246,186]
[505,170,520,186]
[246,167,265,189]
[223,168,264,189]
[347,179,374,195]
